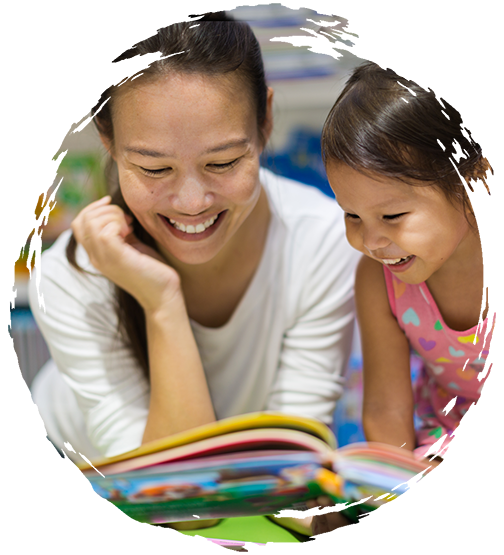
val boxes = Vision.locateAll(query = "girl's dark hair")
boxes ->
[321,61,492,215]
[66,12,268,377]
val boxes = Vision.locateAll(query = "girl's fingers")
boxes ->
[313,507,331,553]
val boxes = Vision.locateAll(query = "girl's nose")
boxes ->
[170,175,213,215]
[361,224,391,254]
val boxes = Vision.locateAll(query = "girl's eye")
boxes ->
[383,213,407,221]
[345,213,360,220]
[140,167,171,177]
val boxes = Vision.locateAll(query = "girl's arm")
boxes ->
[355,256,416,450]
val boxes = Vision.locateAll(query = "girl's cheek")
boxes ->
[345,225,362,253]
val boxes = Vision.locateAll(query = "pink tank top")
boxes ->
[383,266,493,459]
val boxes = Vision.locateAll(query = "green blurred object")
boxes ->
[100,498,314,553]
[43,151,106,245]
[175,516,314,553]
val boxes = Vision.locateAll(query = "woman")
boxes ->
[29,15,357,498]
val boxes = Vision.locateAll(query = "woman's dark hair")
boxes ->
[66,12,269,377]
[321,61,492,216]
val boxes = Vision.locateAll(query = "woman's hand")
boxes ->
[306,497,350,552]
[71,196,182,314]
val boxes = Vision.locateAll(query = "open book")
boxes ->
[78,412,432,524]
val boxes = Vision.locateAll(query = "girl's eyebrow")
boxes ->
[124,138,250,159]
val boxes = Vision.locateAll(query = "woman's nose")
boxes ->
[170,176,213,215]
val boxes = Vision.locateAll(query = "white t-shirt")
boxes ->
[29,169,359,460]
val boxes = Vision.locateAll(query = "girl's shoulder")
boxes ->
[354,257,409,348]
[355,256,390,311]
[356,256,387,289]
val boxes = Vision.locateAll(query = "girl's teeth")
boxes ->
[383,256,411,265]
[170,215,217,234]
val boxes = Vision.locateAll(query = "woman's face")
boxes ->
[106,72,272,266]
[327,162,473,285]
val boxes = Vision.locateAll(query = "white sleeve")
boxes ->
[28,238,150,458]
[266,212,359,426]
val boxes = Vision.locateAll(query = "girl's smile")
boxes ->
[326,162,477,285]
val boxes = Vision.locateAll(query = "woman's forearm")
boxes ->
[362,405,416,451]
[142,298,216,444]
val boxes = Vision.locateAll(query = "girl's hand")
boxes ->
[71,196,182,314]
[306,497,350,552]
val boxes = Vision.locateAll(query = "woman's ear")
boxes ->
[260,87,274,148]
[99,132,116,161]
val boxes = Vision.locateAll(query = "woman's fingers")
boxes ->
[70,197,183,313]
[72,204,133,250]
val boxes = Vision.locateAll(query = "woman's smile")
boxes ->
[159,210,226,242]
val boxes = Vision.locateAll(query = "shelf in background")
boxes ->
[13,277,29,308]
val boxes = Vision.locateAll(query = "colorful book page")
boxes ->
[78,412,336,472]
[82,428,333,477]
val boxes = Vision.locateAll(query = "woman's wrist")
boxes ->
[142,286,187,323]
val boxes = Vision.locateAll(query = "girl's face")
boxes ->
[105,72,272,266]
[327,162,474,284]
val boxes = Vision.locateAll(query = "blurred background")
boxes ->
[8,3,495,464]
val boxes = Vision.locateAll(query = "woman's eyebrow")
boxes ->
[124,147,171,158]
[124,139,250,158]
[204,138,250,154]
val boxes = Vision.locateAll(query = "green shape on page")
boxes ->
[434,320,443,331]
[428,427,443,439]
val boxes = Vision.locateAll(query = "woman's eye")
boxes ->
[344,213,360,220]
[207,158,240,171]
[383,213,407,221]
[140,167,171,177]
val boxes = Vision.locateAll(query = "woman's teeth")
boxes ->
[382,255,412,265]
[169,215,218,234]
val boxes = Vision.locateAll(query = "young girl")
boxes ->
[301,62,493,537]
[321,61,493,461]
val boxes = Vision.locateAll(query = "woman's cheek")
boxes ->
[120,172,163,212]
